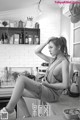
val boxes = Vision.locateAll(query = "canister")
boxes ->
[34,35,39,44]
[35,22,39,29]
[28,35,33,44]
[18,20,23,28]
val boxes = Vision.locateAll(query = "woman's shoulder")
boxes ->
[62,57,70,68]
[49,56,57,64]
[62,55,70,62]
[49,55,70,65]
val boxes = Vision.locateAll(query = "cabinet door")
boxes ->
[73,44,80,57]
[73,22,80,58]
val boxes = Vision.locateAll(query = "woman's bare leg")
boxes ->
[6,75,41,113]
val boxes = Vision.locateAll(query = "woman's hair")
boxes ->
[49,36,69,57]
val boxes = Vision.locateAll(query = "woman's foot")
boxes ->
[23,113,31,119]
[0,107,16,120]
[23,115,31,118]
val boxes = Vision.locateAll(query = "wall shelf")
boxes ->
[0,27,40,45]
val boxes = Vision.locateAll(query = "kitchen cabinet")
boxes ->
[0,27,40,45]
[70,21,80,58]
[69,21,80,64]
[73,22,80,57]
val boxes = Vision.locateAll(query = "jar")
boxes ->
[28,35,33,44]
[4,67,8,82]
[9,35,14,44]
[35,22,39,29]
[18,20,23,28]
[34,35,39,44]
[25,32,29,44]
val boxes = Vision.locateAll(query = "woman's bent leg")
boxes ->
[6,75,42,113]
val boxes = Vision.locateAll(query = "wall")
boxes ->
[60,10,71,55]
[0,5,61,67]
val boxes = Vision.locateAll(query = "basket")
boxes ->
[63,108,80,119]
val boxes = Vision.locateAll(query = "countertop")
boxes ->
[16,94,80,120]
[0,87,13,97]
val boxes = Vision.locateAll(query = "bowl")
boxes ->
[63,108,80,119]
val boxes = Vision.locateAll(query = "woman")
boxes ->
[0,36,70,120]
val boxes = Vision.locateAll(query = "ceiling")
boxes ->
[0,0,59,12]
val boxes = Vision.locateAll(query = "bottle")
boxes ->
[0,38,1,44]
[4,67,8,82]
[14,34,19,44]
[4,33,9,44]
[21,31,24,44]
[25,32,29,44]
[28,35,33,44]
[9,35,14,44]
[19,33,23,44]
[34,35,39,44]
[1,33,4,44]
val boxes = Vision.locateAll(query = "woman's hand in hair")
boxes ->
[45,39,51,45]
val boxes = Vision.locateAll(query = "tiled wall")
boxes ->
[0,7,61,67]
[60,13,70,54]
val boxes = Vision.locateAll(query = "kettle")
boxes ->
[70,83,79,93]
[68,71,79,97]
[18,20,23,28]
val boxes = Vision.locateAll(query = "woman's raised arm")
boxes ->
[35,40,52,63]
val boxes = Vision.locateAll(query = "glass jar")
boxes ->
[28,35,33,44]
[35,22,39,29]
[25,32,29,44]
[34,35,39,44]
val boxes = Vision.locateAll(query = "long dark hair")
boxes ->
[49,36,69,58]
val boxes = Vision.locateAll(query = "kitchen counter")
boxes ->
[16,95,80,120]
[0,87,13,97]
[0,87,17,118]
[16,116,65,120]
[0,87,14,107]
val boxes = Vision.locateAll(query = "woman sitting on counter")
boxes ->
[0,36,70,119]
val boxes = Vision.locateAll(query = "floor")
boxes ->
[16,94,80,120]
